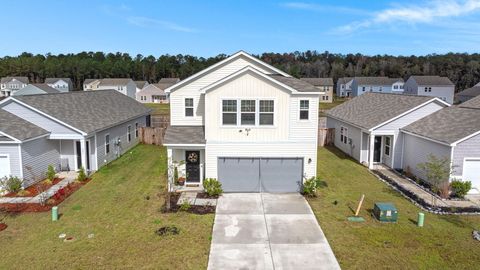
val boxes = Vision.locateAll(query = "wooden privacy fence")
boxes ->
[151,115,170,128]
[318,128,335,147]
[139,127,166,145]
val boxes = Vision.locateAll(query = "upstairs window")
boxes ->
[259,100,274,125]
[185,98,194,117]
[222,100,237,125]
[241,100,256,125]
[299,100,309,120]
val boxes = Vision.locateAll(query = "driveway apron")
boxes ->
[208,193,341,270]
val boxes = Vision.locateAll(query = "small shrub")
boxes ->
[17,189,31,197]
[46,165,56,182]
[173,166,179,185]
[302,177,323,197]
[43,179,52,186]
[179,201,191,211]
[1,176,23,193]
[451,180,472,198]
[77,167,87,182]
[203,178,223,197]
[46,198,56,205]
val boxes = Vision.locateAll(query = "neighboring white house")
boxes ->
[12,83,60,96]
[350,77,404,97]
[0,90,150,187]
[403,75,455,104]
[300,78,334,103]
[83,78,137,99]
[163,51,320,193]
[336,77,354,97]
[401,95,480,194]
[326,92,449,170]
[136,80,178,104]
[135,80,149,93]
[0,77,29,97]
[45,78,73,92]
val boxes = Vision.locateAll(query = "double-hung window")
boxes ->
[340,127,348,144]
[241,100,256,125]
[384,136,391,156]
[105,134,110,154]
[185,98,194,117]
[222,100,237,125]
[127,125,132,142]
[299,100,309,120]
[259,100,274,125]
[135,123,139,138]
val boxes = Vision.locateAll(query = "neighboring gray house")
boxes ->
[401,95,480,194]
[336,77,354,97]
[0,77,29,97]
[300,78,334,103]
[45,78,73,92]
[12,84,60,96]
[455,82,480,103]
[326,92,448,170]
[350,77,404,97]
[403,75,455,104]
[0,90,150,187]
[135,80,149,93]
[83,78,137,99]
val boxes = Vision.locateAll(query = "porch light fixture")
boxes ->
[308,158,312,164]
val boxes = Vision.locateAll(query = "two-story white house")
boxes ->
[163,51,320,193]
[336,77,354,97]
[45,78,73,92]
[403,75,455,104]
[83,78,136,99]
[0,77,29,97]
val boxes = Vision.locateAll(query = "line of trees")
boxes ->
[1,51,479,91]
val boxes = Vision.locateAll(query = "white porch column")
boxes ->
[80,138,87,171]
[167,148,173,191]
[368,134,375,169]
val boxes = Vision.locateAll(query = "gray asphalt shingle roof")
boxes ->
[411,75,454,86]
[337,77,354,85]
[354,77,403,85]
[14,90,151,134]
[300,78,334,86]
[164,126,206,145]
[159,78,180,84]
[83,79,98,85]
[456,86,480,99]
[98,78,132,86]
[31,83,61,94]
[402,103,480,145]
[460,94,480,109]
[45,78,72,84]
[0,109,48,141]
[268,75,321,92]
[134,81,148,89]
[1,76,29,84]
[326,92,438,130]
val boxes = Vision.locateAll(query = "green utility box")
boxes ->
[373,203,398,223]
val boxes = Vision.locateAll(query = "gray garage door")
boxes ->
[217,157,303,193]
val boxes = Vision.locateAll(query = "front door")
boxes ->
[185,151,200,183]
[373,136,382,163]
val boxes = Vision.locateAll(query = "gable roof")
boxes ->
[12,90,151,134]
[410,75,454,86]
[0,109,48,141]
[268,75,321,92]
[402,99,480,145]
[1,76,29,84]
[354,77,403,85]
[326,92,442,130]
[30,83,60,94]
[159,78,180,84]
[98,78,132,86]
[456,86,480,99]
[45,78,72,84]
[134,80,148,89]
[83,79,99,85]
[337,77,354,85]
[460,94,480,109]
[300,78,334,86]
[165,51,291,93]
[137,84,167,95]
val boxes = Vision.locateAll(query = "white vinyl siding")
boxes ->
[289,96,319,141]
[185,98,194,117]
[299,100,309,120]
[452,133,480,176]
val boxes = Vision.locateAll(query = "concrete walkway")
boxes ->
[208,193,340,270]
[0,171,78,204]
[376,168,480,208]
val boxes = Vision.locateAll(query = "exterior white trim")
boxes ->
[17,146,23,178]
[369,98,450,131]
[0,131,22,143]
[21,133,50,143]
[0,153,12,178]
[163,143,206,147]
[451,130,480,146]
[49,133,84,140]
[165,51,291,93]
[94,133,99,170]
[400,130,451,146]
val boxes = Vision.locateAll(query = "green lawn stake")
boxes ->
[348,194,365,222]
[52,206,58,221]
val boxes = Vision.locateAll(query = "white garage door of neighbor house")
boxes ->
[464,159,480,194]
[0,154,11,178]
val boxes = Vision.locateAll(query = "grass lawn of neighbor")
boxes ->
[145,103,170,115]
[310,146,480,269]
[0,144,214,269]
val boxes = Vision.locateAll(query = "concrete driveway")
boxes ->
[207,193,340,270]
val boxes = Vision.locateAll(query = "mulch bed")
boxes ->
[161,192,215,215]
[196,192,219,199]
[0,178,91,213]
[3,178,64,198]
[0,223,7,232]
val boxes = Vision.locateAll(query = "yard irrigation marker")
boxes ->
[348,194,365,222]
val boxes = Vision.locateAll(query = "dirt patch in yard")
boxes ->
[196,192,219,199]
[161,192,215,215]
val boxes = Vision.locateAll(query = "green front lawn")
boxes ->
[145,103,170,115]
[0,144,213,269]
[310,147,480,269]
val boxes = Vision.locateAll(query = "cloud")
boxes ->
[126,16,196,33]
[335,0,480,33]
[281,2,367,15]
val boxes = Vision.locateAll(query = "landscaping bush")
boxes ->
[77,167,87,182]
[173,166,179,185]
[179,201,191,211]
[1,176,23,193]
[46,165,56,182]
[450,180,472,199]
[203,178,223,197]
[302,177,323,197]
[17,190,31,197]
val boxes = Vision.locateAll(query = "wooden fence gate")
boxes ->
[139,127,165,145]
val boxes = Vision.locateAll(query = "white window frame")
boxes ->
[384,136,391,157]
[299,99,310,120]
[127,125,132,142]
[105,134,110,154]
[259,99,274,126]
[340,126,348,144]
[220,98,276,127]
[240,99,256,126]
[222,99,238,126]
[185,98,194,117]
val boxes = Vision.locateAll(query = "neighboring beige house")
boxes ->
[300,78,334,103]
[0,77,29,97]
[136,78,179,103]
[135,80,149,93]
[83,78,136,99]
